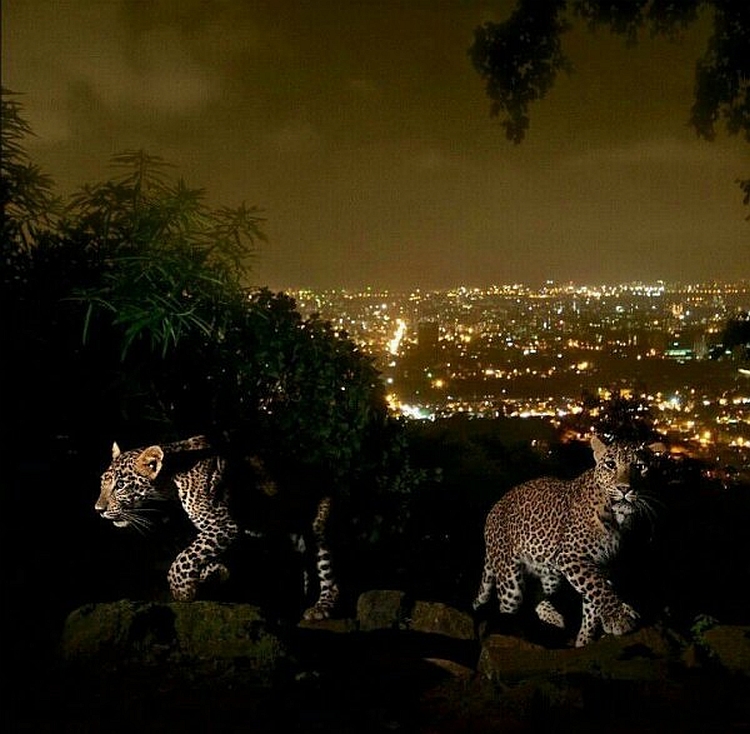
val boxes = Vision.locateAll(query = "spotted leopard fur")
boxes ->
[473,435,662,647]
[95,436,340,620]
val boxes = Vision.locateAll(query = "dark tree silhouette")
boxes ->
[470,1,749,203]
[1,93,411,502]
[719,310,750,361]
[471,1,749,144]
[1,89,60,249]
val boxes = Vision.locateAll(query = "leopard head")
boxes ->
[591,435,664,526]
[95,442,166,531]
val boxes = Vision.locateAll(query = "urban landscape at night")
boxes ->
[5,1,750,729]
[295,280,750,477]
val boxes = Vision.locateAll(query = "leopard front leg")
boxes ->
[558,554,638,647]
[167,510,239,602]
[577,594,638,647]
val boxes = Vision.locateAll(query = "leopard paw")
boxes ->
[601,602,639,636]
[302,603,334,621]
[535,600,565,629]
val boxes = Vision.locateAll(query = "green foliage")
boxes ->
[64,150,265,358]
[1,89,60,249]
[690,613,719,642]
[1,95,412,510]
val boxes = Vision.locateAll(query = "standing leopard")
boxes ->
[473,435,663,647]
[95,435,339,621]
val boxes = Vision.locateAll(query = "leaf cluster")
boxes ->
[2,95,414,506]
[471,0,750,146]
[1,89,60,248]
[470,0,571,144]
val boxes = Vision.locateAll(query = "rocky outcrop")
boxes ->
[699,625,750,674]
[60,599,289,684]
[55,595,750,731]
[356,589,409,631]
[477,625,684,683]
[410,600,475,640]
[354,590,475,639]
[470,623,750,731]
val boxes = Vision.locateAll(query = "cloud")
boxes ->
[127,26,221,113]
[346,78,382,100]
[267,120,323,155]
[564,137,730,169]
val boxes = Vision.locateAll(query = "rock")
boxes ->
[478,626,686,684]
[59,600,289,683]
[297,617,358,634]
[356,589,408,631]
[356,593,476,641]
[409,600,476,640]
[422,657,475,678]
[477,633,554,682]
[700,625,750,675]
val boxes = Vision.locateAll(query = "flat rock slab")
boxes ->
[478,626,685,683]
[60,600,289,683]
[701,625,750,674]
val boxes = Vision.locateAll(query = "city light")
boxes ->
[293,280,749,477]
[387,318,407,356]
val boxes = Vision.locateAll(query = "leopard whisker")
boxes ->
[121,509,157,535]
[631,494,660,538]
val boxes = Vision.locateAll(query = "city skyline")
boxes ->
[3,1,748,291]
[292,278,749,476]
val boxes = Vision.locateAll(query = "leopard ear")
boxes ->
[112,442,121,460]
[647,441,666,454]
[136,446,164,479]
[590,435,607,461]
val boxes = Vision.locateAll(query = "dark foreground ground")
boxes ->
[6,618,750,734]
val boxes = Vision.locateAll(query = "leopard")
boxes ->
[472,435,663,647]
[95,435,339,621]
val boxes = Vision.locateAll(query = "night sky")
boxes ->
[3,1,748,291]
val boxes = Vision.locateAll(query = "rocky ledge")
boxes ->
[52,591,750,732]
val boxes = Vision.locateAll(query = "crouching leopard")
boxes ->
[95,435,339,621]
[473,435,663,647]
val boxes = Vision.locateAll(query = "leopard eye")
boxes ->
[603,459,617,470]
[113,480,129,496]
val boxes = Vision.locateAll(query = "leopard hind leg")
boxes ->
[534,565,566,629]
[493,558,525,615]
[473,552,526,615]
[472,556,496,611]
[302,496,340,621]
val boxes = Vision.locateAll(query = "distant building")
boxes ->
[693,333,709,360]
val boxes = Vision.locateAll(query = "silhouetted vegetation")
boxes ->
[471,0,749,205]
[1,92,415,646]
[719,310,750,361]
